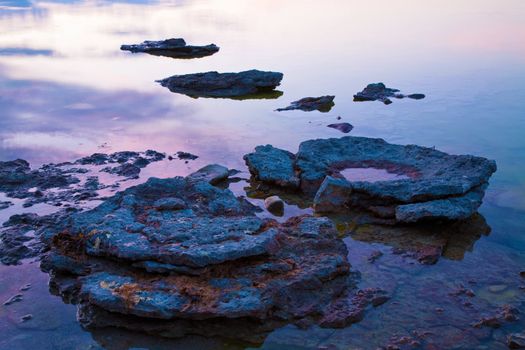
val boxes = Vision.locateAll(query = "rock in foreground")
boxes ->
[157,70,283,98]
[120,38,219,59]
[353,83,425,104]
[244,136,496,223]
[41,168,361,343]
[276,96,335,112]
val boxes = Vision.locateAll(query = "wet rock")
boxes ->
[319,288,389,327]
[0,200,13,210]
[508,333,525,349]
[188,164,230,185]
[276,96,335,112]
[157,70,283,99]
[313,176,353,213]
[327,122,353,133]
[176,151,198,161]
[20,314,33,322]
[472,305,519,328]
[101,163,141,179]
[121,38,219,59]
[245,136,495,223]
[4,294,23,305]
[244,145,299,188]
[367,250,383,263]
[353,83,425,104]
[41,170,356,340]
[264,196,284,216]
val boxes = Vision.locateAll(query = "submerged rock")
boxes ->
[508,333,525,349]
[120,38,219,59]
[353,83,425,104]
[157,70,283,99]
[276,96,335,112]
[176,151,198,161]
[264,195,284,216]
[41,170,360,342]
[244,136,496,223]
[327,122,353,134]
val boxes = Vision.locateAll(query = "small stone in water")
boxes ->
[3,294,23,305]
[508,333,525,349]
[264,196,284,216]
[20,283,31,291]
[327,122,353,134]
[20,314,33,322]
[488,284,507,293]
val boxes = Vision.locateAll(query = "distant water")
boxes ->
[1,1,524,349]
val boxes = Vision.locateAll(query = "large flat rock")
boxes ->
[157,69,283,98]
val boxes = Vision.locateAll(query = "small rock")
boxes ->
[508,333,525,349]
[176,151,198,161]
[121,38,219,59]
[276,95,335,112]
[353,82,425,105]
[367,250,383,263]
[20,314,33,322]
[153,197,186,211]
[4,294,23,305]
[488,284,508,293]
[264,196,284,216]
[520,271,525,278]
[327,122,353,134]
[188,164,229,185]
[20,283,31,291]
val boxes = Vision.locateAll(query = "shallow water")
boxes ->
[1,0,525,349]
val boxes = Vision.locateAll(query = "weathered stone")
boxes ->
[508,333,525,349]
[41,171,357,340]
[188,164,229,185]
[176,151,198,160]
[276,96,335,112]
[246,136,495,222]
[157,70,283,98]
[244,145,299,188]
[313,176,352,213]
[327,122,353,133]
[121,38,219,59]
[264,196,284,216]
[353,82,425,104]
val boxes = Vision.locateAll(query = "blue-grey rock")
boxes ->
[188,164,229,185]
[327,122,353,134]
[245,136,496,223]
[121,38,219,59]
[264,196,284,216]
[244,145,299,188]
[276,96,335,112]
[157,70,283,98]
[353,82,425,104]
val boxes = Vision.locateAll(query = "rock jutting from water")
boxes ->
[327,122,353,134]
[353,83,425,105]
[276,96,335,112]
[120,38,219,59]
[244,136,496,224]
[39,165,374,343]
[157,69,283,99]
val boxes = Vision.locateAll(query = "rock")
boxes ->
[264,196,284,216]
[20,314,33,322]
[276,96,335,112]
[245,136,495,223]
[327,122,353,133]
[176,151,198,160]
[101,163,141,179]
[472,305,519,328]
[353,82,425,104]
[488,284,508,293]
[41,170,358,341]
[508,333,525,349]
[153,197,187,211]
[4,294,23,305]
[244,145,299,188]
[367,250,383,263]
[0,200,13,210]
[188,164,229,185]
[520,271,525,278]
[157,70,283,98]
[120,38,219,59]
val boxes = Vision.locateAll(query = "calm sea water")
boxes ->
[0,1,524,349]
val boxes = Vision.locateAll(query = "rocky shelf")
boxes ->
[244,136,496,224]
[120,38,219,59]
